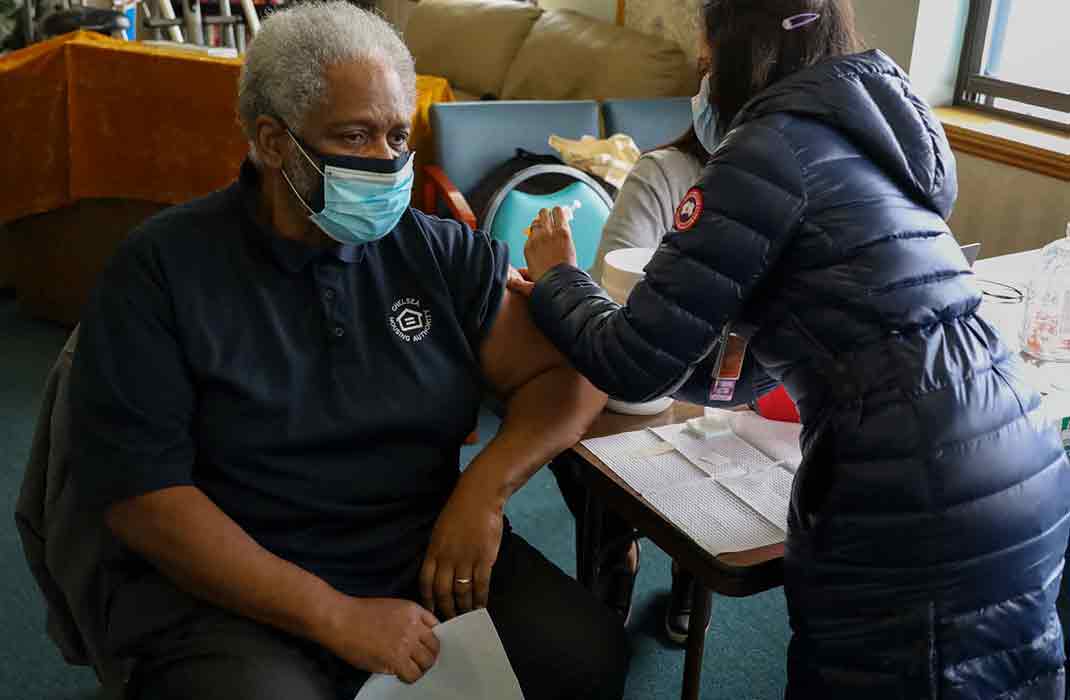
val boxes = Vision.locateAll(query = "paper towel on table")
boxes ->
[726,411,803,471]
[650,423,777,479]
[646,478,785,557]
[717,465,795,532]
[582,428,708,495]
[354,609,523,700]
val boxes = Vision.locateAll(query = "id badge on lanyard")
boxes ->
[708,323,748,403]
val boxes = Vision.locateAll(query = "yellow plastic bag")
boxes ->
[548,133,641,190]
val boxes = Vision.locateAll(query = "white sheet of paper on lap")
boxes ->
[354,609,523,700]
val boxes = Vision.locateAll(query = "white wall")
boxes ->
[852,0,920,71]
[949,153,1070,256]
[852,0,1069,256]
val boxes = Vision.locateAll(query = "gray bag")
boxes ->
[14,327,131,693]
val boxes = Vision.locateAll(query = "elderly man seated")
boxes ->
[67,4,629,699]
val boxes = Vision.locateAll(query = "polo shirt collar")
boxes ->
[237,158,363,272]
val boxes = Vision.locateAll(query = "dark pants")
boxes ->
[128,534,629,700]
[549,458,635,557]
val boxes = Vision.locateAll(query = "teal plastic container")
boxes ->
[486,180,612,272]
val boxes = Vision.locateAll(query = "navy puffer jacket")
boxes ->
[530,51,1070,698]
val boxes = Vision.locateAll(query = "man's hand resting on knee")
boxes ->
[420,473,504,619]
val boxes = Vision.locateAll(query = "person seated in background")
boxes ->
[551,39,717,646]
[66,4,628,699]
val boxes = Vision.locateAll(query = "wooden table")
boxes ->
[564,402,785,700]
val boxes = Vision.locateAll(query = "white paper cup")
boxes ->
[601,247,657,304]
[606,396,674,416]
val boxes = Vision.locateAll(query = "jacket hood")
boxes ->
[731,50,957,218]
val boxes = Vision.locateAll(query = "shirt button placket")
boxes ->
[316,263,346,344]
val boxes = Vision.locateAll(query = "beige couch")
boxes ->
[404,0,693,102]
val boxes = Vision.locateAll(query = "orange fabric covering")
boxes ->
[0,32,453,224]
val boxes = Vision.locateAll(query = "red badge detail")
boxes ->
[674,188,704,231]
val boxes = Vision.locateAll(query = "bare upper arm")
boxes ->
[478,288,569,398]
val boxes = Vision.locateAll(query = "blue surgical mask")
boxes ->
[691,74,721,155]
[283,130,414,246]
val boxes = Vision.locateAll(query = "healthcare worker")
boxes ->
[514,0,1070,697]
[552,41,722,643]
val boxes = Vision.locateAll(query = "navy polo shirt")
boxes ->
[70,160,509,600]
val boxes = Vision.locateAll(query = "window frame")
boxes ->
[955,0,1070,132]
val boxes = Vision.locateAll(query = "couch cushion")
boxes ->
[406,0,541,99]
[450,87,483,102]
[501,10,690,101]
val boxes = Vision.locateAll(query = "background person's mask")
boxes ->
[691,74,722,155]
[284,131,414,246]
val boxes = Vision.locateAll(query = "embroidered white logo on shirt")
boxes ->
[389,297,432,343]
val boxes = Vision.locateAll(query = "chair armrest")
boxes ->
[423,165,477,231]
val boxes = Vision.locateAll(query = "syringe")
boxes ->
[524,200,582,237]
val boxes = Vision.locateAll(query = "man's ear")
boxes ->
[254,115,288,169]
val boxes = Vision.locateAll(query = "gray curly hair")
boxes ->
[238,1,416,152]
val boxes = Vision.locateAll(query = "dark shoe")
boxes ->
[665,562,708,645]
[596,539,640,625]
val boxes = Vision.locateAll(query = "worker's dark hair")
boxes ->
[661,0,862,164]
[703,0,863,127]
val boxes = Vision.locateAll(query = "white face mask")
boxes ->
[691,73,722,155]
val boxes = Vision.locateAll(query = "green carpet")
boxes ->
[1,295,789,699]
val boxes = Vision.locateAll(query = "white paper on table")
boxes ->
[650,423,776,478]
[354,609,523,700]
[727,412,803,471]
[646,478,785,557]
[581,428,708,495]
[717,464,795,532]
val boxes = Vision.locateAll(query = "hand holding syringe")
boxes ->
[517,201,582,291]
[524,200,581,237]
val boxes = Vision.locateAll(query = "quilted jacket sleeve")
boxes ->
[529,123,807,403]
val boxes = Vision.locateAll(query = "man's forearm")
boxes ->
[464,367,606,507]
[106,486,346,645]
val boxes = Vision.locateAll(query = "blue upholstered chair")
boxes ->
[601,97,692,153]
[422,100,601,230]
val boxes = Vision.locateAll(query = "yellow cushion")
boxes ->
[501,10,690,101]
[406,0,541,99]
